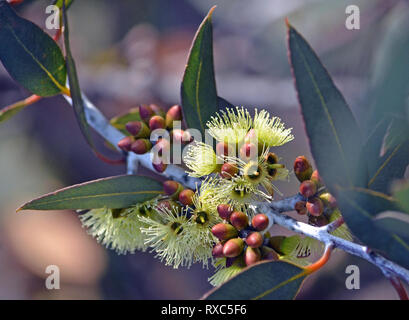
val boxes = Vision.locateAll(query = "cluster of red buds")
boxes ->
[293,156,339,226]
[162,180,195,207]
[116,104,191,173]
[211,206,282,267]
[158,179,207,221]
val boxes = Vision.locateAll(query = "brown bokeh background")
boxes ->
[0,0,407,299]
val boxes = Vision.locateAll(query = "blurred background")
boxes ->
[0,0,408,299]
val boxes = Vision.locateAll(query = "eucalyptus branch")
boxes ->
[256,196,409,285]
[63,94,200,190]
[65,93,409,286]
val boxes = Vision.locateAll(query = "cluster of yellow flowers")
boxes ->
[185,107,292,209]
[80,107,301,286]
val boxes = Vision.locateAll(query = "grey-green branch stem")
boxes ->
[63,94,200,190]
[65,93,409,286]
[255,196,409,284]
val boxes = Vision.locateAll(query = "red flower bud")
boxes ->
[165,105,183,129]
[294,201,307,215]
[171,129,191,144]
[239,142,258,162]
[217,204,233,220]
[131,139,152,154]
[245,247,261,266]
[230,211,249,231]
[251,214,269,231]
[154,138,170,156]
[178,189,195,206]
[220,162,238,179]
[126,121,150,138]
[319,192,337,208]
[150,104,165,117]
[311,170,323,187]
[299,180,317,198]
[246,232,263,248]
[211,223,238,241]
[216,142,234,157]
[223,238,244,258]
[293,156,313,182]
[117,136,135,151]
[149,115,166,131]
[152,161,167,173]
[244,129,257,144]
[139,104,154,122]
[306,197,324,216]
[163,180,183,198]
[212,242,225,258]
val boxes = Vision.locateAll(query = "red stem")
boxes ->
[304,244,333,274]
[389,277,409,300]
[8,0,24,5]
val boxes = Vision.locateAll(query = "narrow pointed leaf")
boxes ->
[366,6,409,152]
[344,187,399,214]
[0,1,67,96]
[374,218,409,239]
[203,261,306,300]
[363,117,391,177]
[181,6,218,134]
[338,188,409,269]
[62,8,123,162]
[367,140,409,194]
[393,181,409,214]
[0,103,25,123]
[62,3,96,155]
[0,94,40,123]
[287,22,365,194]
[18,175,163,211]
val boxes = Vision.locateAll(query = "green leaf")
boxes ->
[363,117,391,178]
[18,175,163,211]
[393,181,409,214]
[366,6,409,151]
[364,7,409,191]
[338,187,398,218]
[0,1,67,96]
[0,100,28,122]
[383,118,409,152]
[110,107,141,135]
[0,94,41,123]
[374,217,409,239]
[203,261,306,300]
[367,140,409,194]
[181,6,218,134]
[62,3,93,151]
[338,188,409,269]
[287,22,365,194]
[0,104,25,122]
